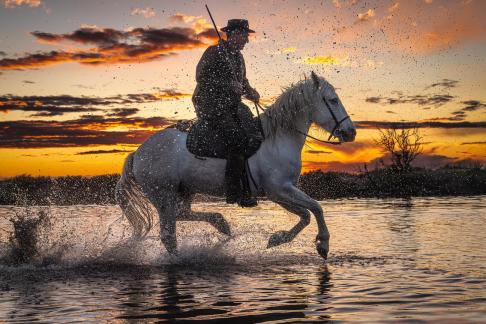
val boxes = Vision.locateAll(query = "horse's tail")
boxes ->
[116,152,153,238]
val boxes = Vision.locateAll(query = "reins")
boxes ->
[254,102,343,145]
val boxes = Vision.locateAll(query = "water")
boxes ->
[0,196,485,322]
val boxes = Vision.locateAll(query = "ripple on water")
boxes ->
[0,196,486,322]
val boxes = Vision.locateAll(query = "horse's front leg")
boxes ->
[267,202,310,248]
[269,184,330,259]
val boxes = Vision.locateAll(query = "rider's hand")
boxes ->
[246,88,260,103]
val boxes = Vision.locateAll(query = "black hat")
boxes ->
[221,19,255,33]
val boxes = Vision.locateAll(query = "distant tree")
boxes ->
[374,127,424,172]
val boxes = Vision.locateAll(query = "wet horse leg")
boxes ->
[267,202,310,248]
[154,194,178,254]
[269,184,330,259]
[177,194,231,236]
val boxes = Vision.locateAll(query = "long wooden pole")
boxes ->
[205,4,222,41]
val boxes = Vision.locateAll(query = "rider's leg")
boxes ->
[225,152,244,204]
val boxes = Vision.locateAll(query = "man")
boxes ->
[192,19,260,207]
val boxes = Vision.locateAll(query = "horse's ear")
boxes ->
[311,71,320,90]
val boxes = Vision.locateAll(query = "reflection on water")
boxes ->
[0,196,485,322]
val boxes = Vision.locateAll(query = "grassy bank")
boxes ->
[0,167,484,205]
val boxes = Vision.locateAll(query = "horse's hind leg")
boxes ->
[154,194,178,254]
[267,202,311,248]
[177,193,231,236]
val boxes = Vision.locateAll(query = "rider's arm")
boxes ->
[240,54,260,102]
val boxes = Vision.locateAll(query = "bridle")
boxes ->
[254,95,350,145]
[322,96,351,141]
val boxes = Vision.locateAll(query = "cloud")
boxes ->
[366,93,454,107]
[130,7,156,18]
[76,149,134,155]
[107,108,139,117]
[280,47,297,53]
[460,100,486,112]
[461,141,486,145]
[332,0,341,9]
[331,0,361,9]
[425,79,459,90]
[388,2,399,13]
[0,51,7,57]
[394,2,486,54]
[302,151,482,173]
[170,13,213,33]
[0,91,188,116]
[0,116,174,148]
[298,55,341,65]
[332,1,486,55]
[4,0,41,8]
[357,9,375,22]
[0,96,103,117]
[355,120,486,129]
[0,26,218,70]
[22,80,35,84]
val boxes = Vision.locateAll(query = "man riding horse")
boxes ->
[192,19,261,207]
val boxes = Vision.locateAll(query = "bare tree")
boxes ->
[374,127,424,172]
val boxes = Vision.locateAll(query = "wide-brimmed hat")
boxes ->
[221,19,255,33]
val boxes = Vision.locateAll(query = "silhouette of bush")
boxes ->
[0,167,484,205]
[0,174,119,205]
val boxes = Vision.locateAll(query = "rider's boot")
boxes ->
[239,164,257,208]
[225,154,244,204]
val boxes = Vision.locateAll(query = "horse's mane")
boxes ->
[263,77,327,138]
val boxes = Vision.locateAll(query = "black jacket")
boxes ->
[192,40,255,120]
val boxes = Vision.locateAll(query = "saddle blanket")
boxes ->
[175,105,263,159]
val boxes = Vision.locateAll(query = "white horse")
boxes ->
[116,72,356,259]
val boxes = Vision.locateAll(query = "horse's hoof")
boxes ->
[267,230,290,248]
[216,222,231,236]
[316,237,329,260]
[317,246,328,260]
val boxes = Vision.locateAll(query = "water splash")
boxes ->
[0,208,52,265]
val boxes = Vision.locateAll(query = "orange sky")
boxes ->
[0,0,485,177]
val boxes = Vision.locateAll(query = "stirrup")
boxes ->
[239,195,257,208]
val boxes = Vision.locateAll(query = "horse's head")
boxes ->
[308,71,356,142]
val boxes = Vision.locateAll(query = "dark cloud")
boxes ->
[32,28,126,46]
[0,91,189,116]
[425,79,459,90]
[107,108,139,117]
[461,141,486,145]
[22,80,35,84]
[1,26,218,70]
[76,149,134,155]
[355,121,486,129]
[0,51,6,57]
[0,116,174,148]
[28,107,101,117]
[0,95,103,116]
[303,153,479,173]
[366,93,454,107]
[460,100,486,112]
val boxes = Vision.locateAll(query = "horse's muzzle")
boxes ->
[336,128,356,142]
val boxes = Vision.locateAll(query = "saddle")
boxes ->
[176,104,263,159]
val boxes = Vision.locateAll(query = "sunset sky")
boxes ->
[1,0,485,177]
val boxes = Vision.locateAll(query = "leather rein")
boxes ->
[254,99,349,146]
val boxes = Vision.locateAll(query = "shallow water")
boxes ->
[0,196,485,323]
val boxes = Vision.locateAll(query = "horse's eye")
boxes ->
[329,98,339,105]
